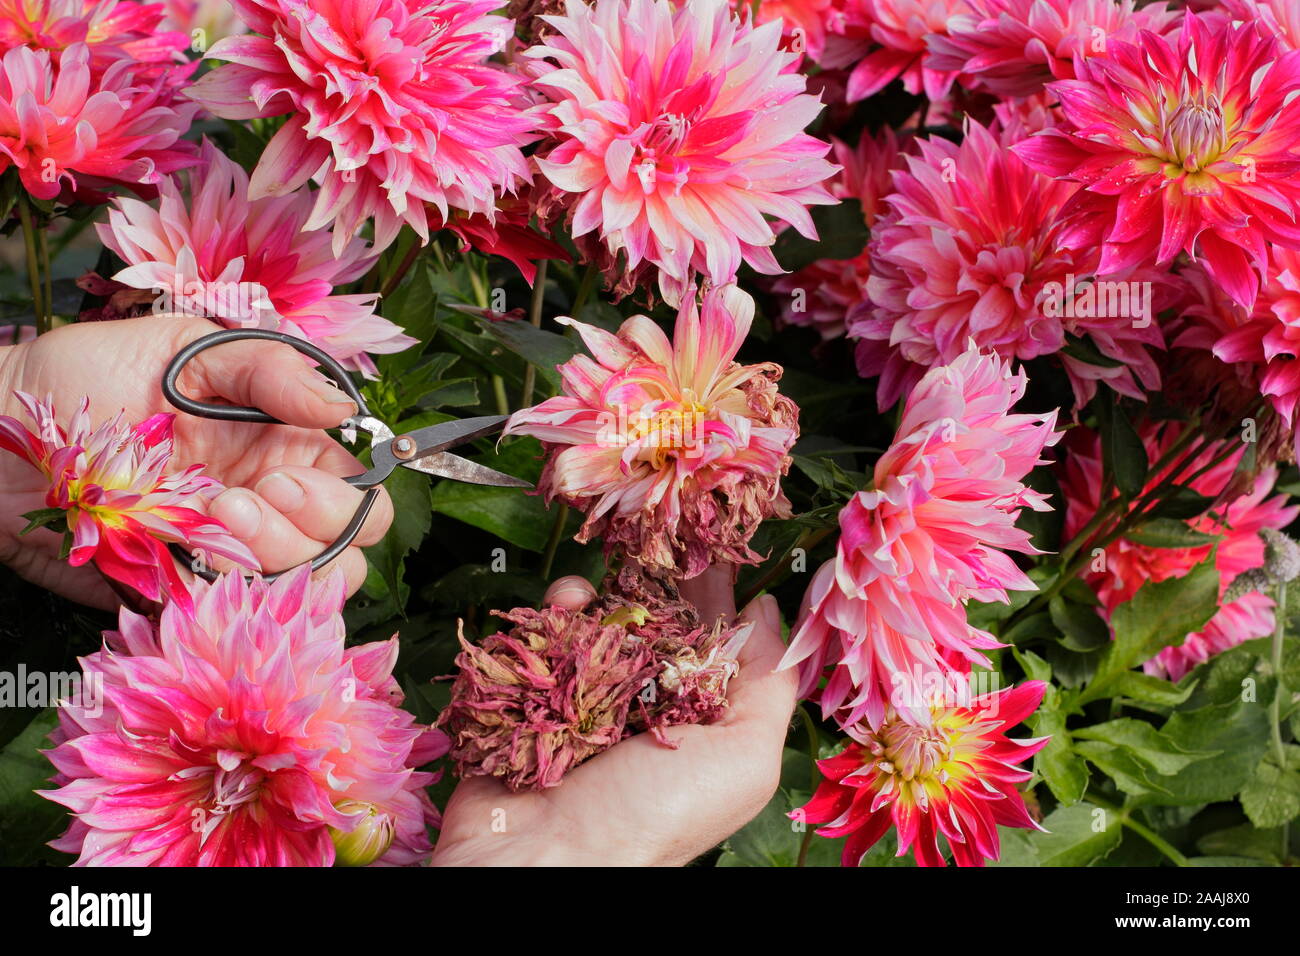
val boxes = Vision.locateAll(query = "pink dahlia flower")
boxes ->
[780,345,1060,729]
[98,141,414,377]
[927,0,1178,99]
[162,0,249,41]
[851,119,1165,412]
[1059,421,1298,681]
[770,127,907,341]
[797,680,1048,867]
[1014,11,1300,310]
[0,392,257,609]
[847,0,971,102]
[187,0,535,255]
[1222,0,1300,52]
[0,43,198,201]
[504,284,799,579]
[41,568,447,866]
[524,0,838,305]
[0,0,191,77]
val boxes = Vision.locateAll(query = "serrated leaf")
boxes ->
[1031,687,1088,805]
[1132,700,1271,806]
[474,316,578,390]
[428,438,553,551]
[1083,555,1219,703]
[19,508,67,536]
[1049,595,1110,652]
[1075,741,1171,796]
[1075,718,1216,775]
[1030,803,1122,866]
[1111,671,1195,709]
[1240,746,1300,829]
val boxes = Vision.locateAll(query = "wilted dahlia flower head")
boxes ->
[504,284,799,579]
[524,0,839,305]
[187,0,535,255]
[41,568,447,866]
[781,345,1060,729]
[440,571,747,791]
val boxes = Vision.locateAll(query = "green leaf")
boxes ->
[771,199,869,272]
[429,438,554,551]
[1145,486,1215,521]
[1239,745,1300,829]
[1075,718,1216,777]
[18,508,67,536]
[473,316,578,390]
[1029,803,1123,866]
[1049,595,1110,652]
[1132,699,1271,806]
[1110,671,1195,710]
[1096,396,1148,498]
[1083,555,1219,702]
[1196,824,1285,864]
[362,466,433,618]
[1060,334,1125,369]
[0,709,65,866]
[1031,685,1089,806]
[1125,518,1220,548]
[1074,741,1170,797]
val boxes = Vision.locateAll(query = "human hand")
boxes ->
[429,565,798,866]
[0,315,393,609]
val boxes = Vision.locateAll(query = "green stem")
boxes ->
[38,220,52,328]
[1090,797,1188,866]
[738,525,833,607]
[379,240,423,299]
[796,704,821,868]
[491,375,509,416]
[571,263,598,315]
[17,198,46,335]
[539,503,569,580]
[520,260,549,409]
[1271,581,1289,861]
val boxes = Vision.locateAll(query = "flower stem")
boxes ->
[539,503,569,580]
[379,240,424,299]
[1090,796,1188,866]
[738,525,833,607]
[17,198,47,334]
[1271,581,1289,861]
[571,263,598,315]
[520,259,549,409]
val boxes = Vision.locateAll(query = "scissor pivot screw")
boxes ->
[393,436,417,460]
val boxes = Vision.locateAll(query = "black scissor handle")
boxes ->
[162,328,380,583]
[162,328,372,423]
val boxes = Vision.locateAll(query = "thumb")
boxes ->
[169,317,358,429]
[725,593,798,730]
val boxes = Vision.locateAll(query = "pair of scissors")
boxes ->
[161,328,531,582]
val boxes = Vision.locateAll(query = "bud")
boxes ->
[329,803,395,867]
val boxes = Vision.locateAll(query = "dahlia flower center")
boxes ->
[628,114,693,190]
[871,720,954,781]
[184,757,267,843]
[1163,95,1228,172]
[624,398,709,465]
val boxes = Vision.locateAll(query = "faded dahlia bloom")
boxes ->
[188,0,534,255]
[1014,12,1300,310]
[927,0,1178,99]
[770,128,907,341]
[1059,422,1298,681]
[847,0,971,101]
[524,0,838,305]
[42,568,446,866]
[504,285,799,579]
[0,43,198,201]
[851,119,1165,411]
[0,392,257,608]
[98,141,413,377]
[797,681,1048,867]
[780,346,1060,729]
[441,572,744,791]
[0,0,191,77]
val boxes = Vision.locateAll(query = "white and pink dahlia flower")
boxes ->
[504,285,799,579]
[42,568,447,866]
[98,141,414,377]
[525,0,838,305]
[781,345,1060,729]
[187,0,535,255]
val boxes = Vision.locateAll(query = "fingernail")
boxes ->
[546,575,596,609]
[255,472,306,514]
[298,370,358,409]
[212,489,262,538]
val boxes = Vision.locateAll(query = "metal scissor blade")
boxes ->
[404,451,532,488]
[404,414,511,455]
